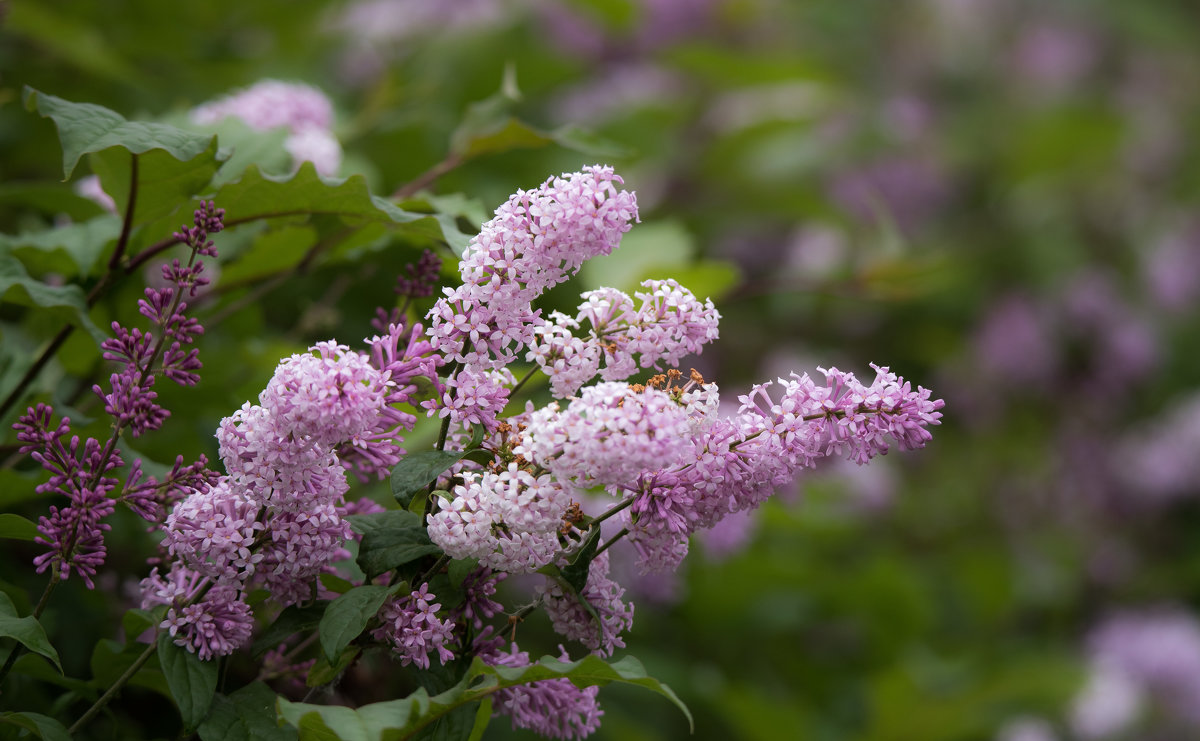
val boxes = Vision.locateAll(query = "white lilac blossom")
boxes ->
[426,465,572,573]
[372,583,456,669]
[191,80,342,175]
[426,165,638,369]
[538,552,634,657]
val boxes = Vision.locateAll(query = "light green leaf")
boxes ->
[24,87,216,180]
[0,250,108,346]
[211,162,460,248]
[319,585,390,664]
[0,215,121,278]
[158,632,219,732]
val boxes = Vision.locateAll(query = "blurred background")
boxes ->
[3,1,1200,739]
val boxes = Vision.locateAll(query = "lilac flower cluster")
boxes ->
[11,203,224,588]
[191,80,343,176]
[537,552,634,657]
[426,165,639,370]
[144,338,398,657]
[528,279,720,398]
[371,583,456,670]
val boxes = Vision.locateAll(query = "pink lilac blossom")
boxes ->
[538,552,634,657]
[529,280,720,397]
[162,584,255,661]
[425,166,638,368]
[164,478,263,581]
[191,80,342,175]
[516,382,693,486]
[426,466,571,573]
[421,365,513,431]
[73,174,117,213]
[372,583,456,669]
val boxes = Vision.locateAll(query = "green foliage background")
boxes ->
[2,0,1200,739]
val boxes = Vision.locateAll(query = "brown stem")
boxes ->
[108,152,139,270]
[391,154,464,200]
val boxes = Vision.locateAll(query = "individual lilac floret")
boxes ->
[538,552,634,657]
[517,382,693,486]
[426,466,571,573]
[191,80,342,175]
[426,165,638,368]
[372,583,456,670]
[479,641,603,740]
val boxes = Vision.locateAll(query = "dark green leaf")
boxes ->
[356,522,442,581]
[23,87,216,180]
[198,682,298,741]
[158,631,219,732]
[318,585,389,663]
[210,162,460,248]
[0,712,72,741]
[466,698,491,741]
[560,526,604,594]
[306,646,361,689]
[447,558,479,589]
[0,182,106,221]
[0,250,108,346]
[252,602,330,660]
[90,637,167,697]
[0,513,39,542]
[0,592,62,673]
[345,509,423,536]
[390,450,469,507]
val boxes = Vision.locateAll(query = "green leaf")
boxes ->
[306,646,361,689]
[279,653,692,740]
[0,250,108,346]
[0,711,72,741]
[251,602,330,660]
[91,137,224,228]
[559,526,604,594]
[198,682,298,741]
[356,519,442,581]
[390,426,486,507]
[0,513,39,542]
[24,87,216,180]
[0,182,106,221]
[158,631,219,732]
[319,573,356,595]
[448,69,629,163]
[0,215,121,279]
[89,636,167,697]
[0,592,62,673]
[466,698,492,741]
[211,163,461,248]
[319,585,390,664]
